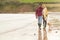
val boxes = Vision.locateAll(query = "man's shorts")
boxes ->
[38,16,43,24]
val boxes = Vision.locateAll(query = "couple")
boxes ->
[36,4,48,30]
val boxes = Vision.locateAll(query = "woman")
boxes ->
[42,4,48,29]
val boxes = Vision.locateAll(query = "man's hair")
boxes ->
[39,3,42,6]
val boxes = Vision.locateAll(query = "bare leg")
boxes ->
[38,23,41,30]
[43,18,47,30]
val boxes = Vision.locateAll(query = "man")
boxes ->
[36,4,48,30]
[36,4,43,30]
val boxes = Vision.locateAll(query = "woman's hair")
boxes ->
[42,4,46,8]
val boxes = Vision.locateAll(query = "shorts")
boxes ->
[38,16,43,24]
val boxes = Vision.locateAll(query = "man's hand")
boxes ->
[36,16,38,19]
